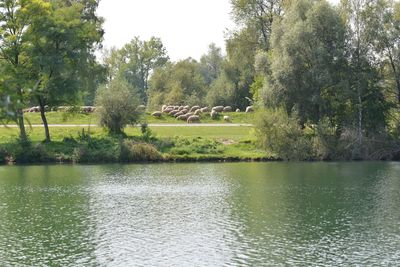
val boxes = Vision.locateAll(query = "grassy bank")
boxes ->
[0,125,273,164]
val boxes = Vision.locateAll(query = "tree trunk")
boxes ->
[16,108,27,141]
[386,49,400,103]
[37,96,51,143]
[16,87,27,141]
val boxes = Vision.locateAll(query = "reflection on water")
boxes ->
[0,162,399,266]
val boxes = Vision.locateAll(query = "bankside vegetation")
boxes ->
[1,0,400,163]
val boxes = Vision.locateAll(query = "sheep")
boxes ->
[194,109,202,115]
[212,106,224,112]
[161,105,167,112]
[169,110,179,116]
[163,107,173,113]
[181,109,189,114]
[81,106,92,113]
[174,111,184,118]
[184,105,190,110]
[177,114,190,121]
[236,108,241,112]
[210,110,218,119]
[224,115,231,122]
[200,107,209,113]
[57,106,68,112]
[223,106,232,112]
[190,105,200,112]
[29,106,40,113]
[246,106,254,113]
[187,115,200,123]
[152,111,162,117]
[135,105,146,112]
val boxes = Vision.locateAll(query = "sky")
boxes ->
[97,0,235,61]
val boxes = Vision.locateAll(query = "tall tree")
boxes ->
[199,43,223,86]
[0,0,45,140]
[340,0,389,143]
[148,58,207,109]
[365,0,400,104]
[268,0,349,124]
[105,37,169,103]
[27,0,103,142]
[231,0,285,50]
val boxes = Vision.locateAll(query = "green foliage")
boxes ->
[0,145,7,164]
[200,43,224,85]
[7,139,52,164]
[95,78,142,134]
[103,37,169,103]
[148,59,208,108]
[230,0,284,50]
[255,109,314,160]
[0,0,104,142]
[268,0,348,124]
[120,140,162,162]
[72,140,118,163]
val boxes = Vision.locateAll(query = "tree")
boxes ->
[0,0,45,140]
[27,0,103,142]
[267,0,349,125]
[364,0,400,104]
[340,0,390,145]
[231,0,285,50]
[104,37,169,103]
[199,43,223,86]
[95,77,142,135]
[148,59,207,109]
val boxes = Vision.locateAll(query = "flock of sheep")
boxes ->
[23,106,96,113]
[151,105,254,123]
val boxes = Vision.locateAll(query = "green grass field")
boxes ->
[0,125,254,143]
[21,111,255,125]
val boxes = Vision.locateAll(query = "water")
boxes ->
[0,162,399,266]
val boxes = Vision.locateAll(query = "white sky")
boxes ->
[97,0,235,61]
[97,0,340,62]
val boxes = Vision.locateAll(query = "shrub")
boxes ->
[72,137,119,163]
[255,109,314,160]
[311,118,339,160]
[140,123,154,142]
[0,146,8,164]
[10,140,53,163]
[95,78,142,134]
[72,146,117,163]
[120,140,162,162]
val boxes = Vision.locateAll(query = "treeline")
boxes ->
[1,0,400,161]
[250,0,400,160]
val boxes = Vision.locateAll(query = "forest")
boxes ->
[1,0,400,161]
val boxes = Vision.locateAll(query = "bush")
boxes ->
[311,118,339,160]
[336,128,400,160]
[0,146,8,164]
[95,78,142,134]
[72,136,119,163]
[120,140,162,162]
[10,140,53,163]
[72,146,118,163]
[255,109,314,160]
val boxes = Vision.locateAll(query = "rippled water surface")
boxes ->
[0,162,399,266]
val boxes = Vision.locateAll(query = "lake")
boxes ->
[0,162,399,266]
